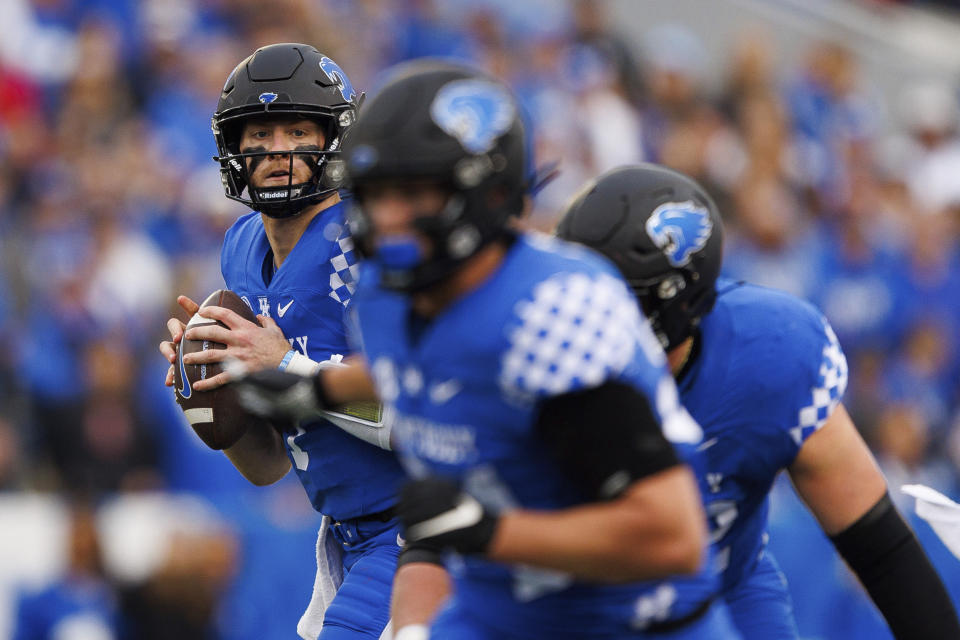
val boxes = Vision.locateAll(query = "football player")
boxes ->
[555,163,960,640]
[232,60,743,639]
[157,44,423,640]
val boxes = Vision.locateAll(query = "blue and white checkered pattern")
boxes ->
[499,272,645,399]
[329,231,360,307]
[790,321,848,445]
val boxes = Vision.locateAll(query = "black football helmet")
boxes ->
[556,164,723,351]
[342,59,529,293]
[212,43,363,218]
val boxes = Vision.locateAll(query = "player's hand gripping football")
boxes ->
[398,477,499,554]
[232,368,328,424]
[159,296,291,392]
[160,295,200,387]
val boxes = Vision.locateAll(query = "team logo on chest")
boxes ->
[645,200,713,267]
[258,296,271,317]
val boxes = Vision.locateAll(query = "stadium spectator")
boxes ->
[11,501,121,640]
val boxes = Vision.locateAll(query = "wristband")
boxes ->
[277,349,296,371]
[286,351,321,376]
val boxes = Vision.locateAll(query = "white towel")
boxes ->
[297,516,345,640]
[380,620,396,640]
[902,484,960,561]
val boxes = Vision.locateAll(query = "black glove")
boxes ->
[234,368,328,423]
[397,477,499,554]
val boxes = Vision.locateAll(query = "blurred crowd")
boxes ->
[1,0,959,638]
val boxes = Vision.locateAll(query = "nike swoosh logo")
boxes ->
[696,437,719,452]
[176,344,192,400]
[407,495,483,542]
[396,533,405,547]
[277,300,294,318]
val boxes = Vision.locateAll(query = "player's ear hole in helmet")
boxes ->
[212,43,363,219]
[555,163,723,351]
[342,59,536,293]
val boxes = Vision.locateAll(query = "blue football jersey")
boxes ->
[220,202,406,520]
[678,279,849,592]
[352,233,719,636]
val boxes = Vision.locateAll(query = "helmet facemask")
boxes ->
[213,112,350,218]
[348,168,523,294]
[628,268,717,351]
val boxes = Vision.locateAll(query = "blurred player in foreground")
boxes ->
[234,59,743,639]
[158,43,423,639]
[556,163,960,640]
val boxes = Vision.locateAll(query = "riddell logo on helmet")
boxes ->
[260,186,305,199]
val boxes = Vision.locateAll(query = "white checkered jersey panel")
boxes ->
[790,320,849,445]
[329,230,360,307]
[499,271,657,400]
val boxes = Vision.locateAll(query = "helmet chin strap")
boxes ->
[253,183,313,218]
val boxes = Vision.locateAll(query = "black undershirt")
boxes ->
[262,248,276,286]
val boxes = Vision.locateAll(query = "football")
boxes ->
[173,289,262,450]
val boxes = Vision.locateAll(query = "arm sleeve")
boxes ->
[316,358,390,450]
[831,493,960,639]
[534,381,680,500]
[321,411,391,450]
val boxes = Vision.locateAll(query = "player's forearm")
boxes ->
[487,466,706,582]
[391,562,451,630]
[224,421,291,486]
[320,355,378,404]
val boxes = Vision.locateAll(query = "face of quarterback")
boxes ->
[360,179,451,258]
[239,116,326,189]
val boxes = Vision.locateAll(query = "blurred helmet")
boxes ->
[556,164,723,351]
[212,43,363,218]
[343,59,529,293]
